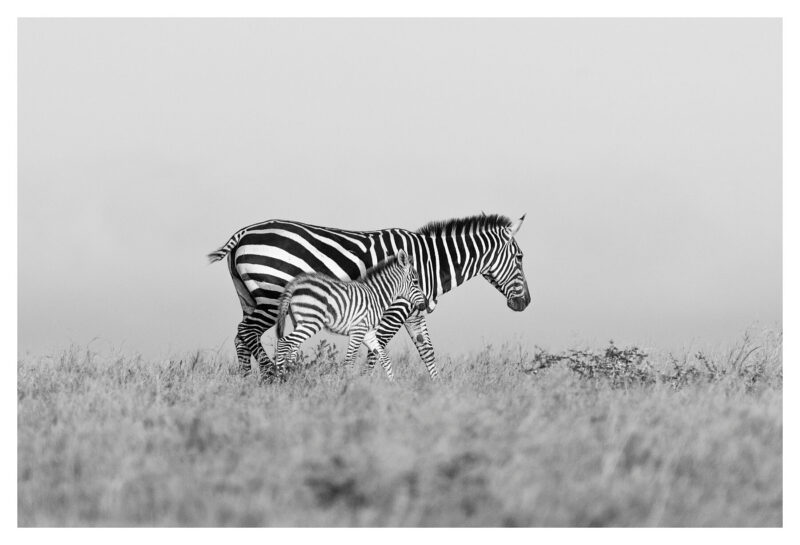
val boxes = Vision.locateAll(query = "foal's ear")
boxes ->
[397,249,409,267]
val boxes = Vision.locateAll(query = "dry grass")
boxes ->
[18,330,782,527]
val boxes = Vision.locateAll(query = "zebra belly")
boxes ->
[234,243,362,309]
[324,308,375,336]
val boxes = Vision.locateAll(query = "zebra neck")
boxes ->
[413,232,498,300]
[367,229,498,301]
[362,266,403,310]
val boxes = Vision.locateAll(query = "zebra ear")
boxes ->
[397,249,409,268]
[508,214,526,239]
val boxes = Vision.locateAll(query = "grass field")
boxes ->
[17,331,782,527]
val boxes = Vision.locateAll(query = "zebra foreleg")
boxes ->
[365,299,413,371]
[404,313,439,380]
[364,331,394,382]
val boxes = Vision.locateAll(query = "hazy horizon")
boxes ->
[18,18,781,360]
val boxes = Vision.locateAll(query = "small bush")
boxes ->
[516,331,781,390]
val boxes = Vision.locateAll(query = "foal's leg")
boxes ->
[363,330,395,382]
[344,324,368,370]
[270,320,322,380]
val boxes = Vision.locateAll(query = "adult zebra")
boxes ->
[208,213,531,379]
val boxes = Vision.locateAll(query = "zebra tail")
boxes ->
[207,230,246,264]
[276,288,295,338]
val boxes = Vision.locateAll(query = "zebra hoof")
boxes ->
[260,367,288,385]
[259,372,279,385]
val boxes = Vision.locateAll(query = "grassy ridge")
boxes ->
[18,332,782,526]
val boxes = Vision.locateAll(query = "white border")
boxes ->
[4,2,794,543]
[0,0,795,17]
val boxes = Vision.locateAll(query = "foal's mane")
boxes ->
[357,255,401,283]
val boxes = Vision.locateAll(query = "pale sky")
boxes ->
[18,19,781,359]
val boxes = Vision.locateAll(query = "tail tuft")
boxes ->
[207,250,227,264]
[276,286,297,339]
[207,229,247,264]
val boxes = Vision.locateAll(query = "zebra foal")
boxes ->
[275,250,427,381]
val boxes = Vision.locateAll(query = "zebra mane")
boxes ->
[357,255,401,282]
[417,213,513,237]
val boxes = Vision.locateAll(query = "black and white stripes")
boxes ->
[274,250,427,381]
[208,213,531,379]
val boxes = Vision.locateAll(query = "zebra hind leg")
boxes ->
[237,315,276,379]
[344,325,368,371]
[234,334,252,376]
[270,322,323,381]
[257,350,279,382]
[270,338,294,383]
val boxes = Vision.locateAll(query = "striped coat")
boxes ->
[208,213,531,379]
[274,250,427,381]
